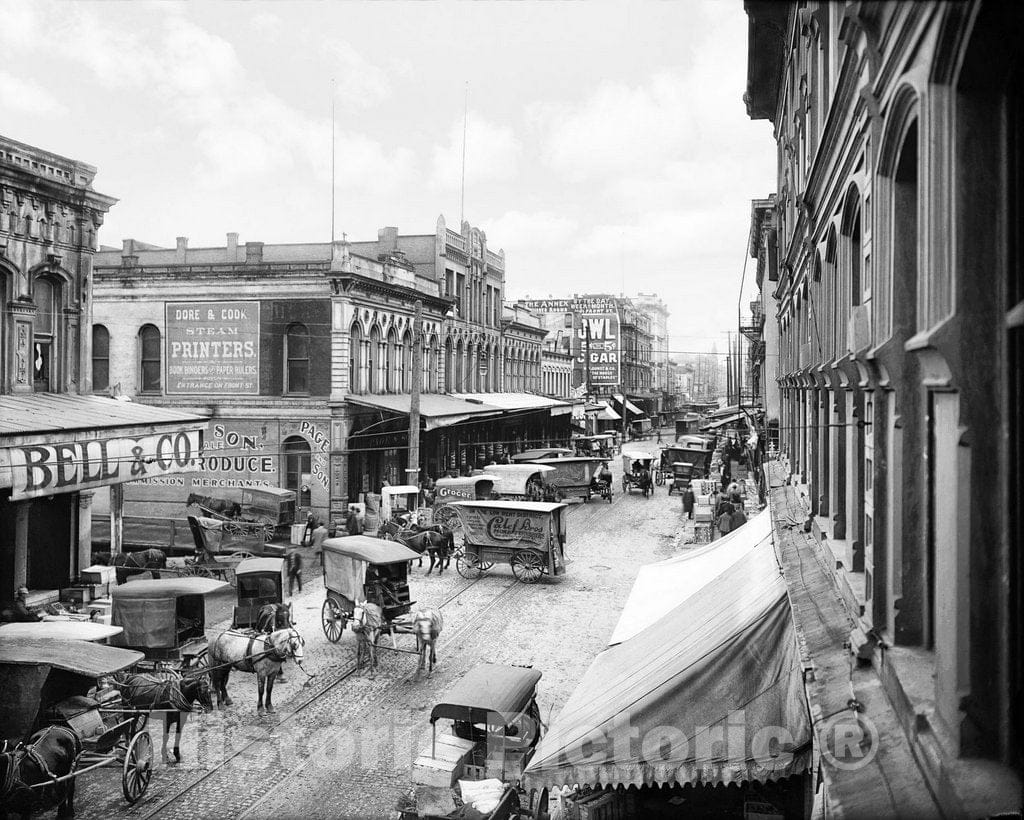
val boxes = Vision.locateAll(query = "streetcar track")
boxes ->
[139,572,516,819]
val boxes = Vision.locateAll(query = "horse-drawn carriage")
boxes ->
[0,639,152,816]
[109,577,230,669]
[482,464,559,502]
[403,663,547,820]
[232,557,289,630]
[185,487,295,546]
[621,451,655,497]
[524,456,606,502]
[452,501,568,584]
[381,485,423,525]
[431,475,497,529]
[186,515,287,569]
[572,434,616,459]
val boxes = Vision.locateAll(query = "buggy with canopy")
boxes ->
[522,456,605,502]
[0,621,124,643]
[0,639,152,808]
[320,535,421,648]
[380,485,423,525]
[109,577,230,668]
[509,447,572,463]
[403,663,547,820]
[572,434,616,459]
[232,557,288,630]
[620,451,656,497]
[452,501,568,584]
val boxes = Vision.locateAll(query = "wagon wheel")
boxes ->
[511,550,545,584]
[322,598,346,643]
[531,787,550,820]
[433,506,461,532]
[126,710,149,735]
[230,550,255,561]
[456,551,489,578]
[189,562,214,578]
[655,470,665,486]
[122,730,153,804]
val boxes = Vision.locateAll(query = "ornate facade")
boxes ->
[746,1,1022,814]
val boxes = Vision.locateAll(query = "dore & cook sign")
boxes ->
[5,429,203,500]
[165,301,260,394]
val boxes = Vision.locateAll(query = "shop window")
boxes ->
[283,436,312,507]
[285,323,310,394]
[92,324,110,393]
[349,323,363,393]
[139,324,162,393]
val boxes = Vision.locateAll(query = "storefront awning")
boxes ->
[585,401,621,421]
[523,523,810,792]
[701,412,747,430]
[450,392,573,416]
[611,394,644,416]
[345,393,504,431]
[609,510,773,645]
[0,394,207,500]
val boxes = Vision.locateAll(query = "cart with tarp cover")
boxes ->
[523,456,605,502]
[320,535,422,647]
[620,450,656,497]
[380,485,423,526]
[480,464,558,502]
[109,577,230,669]
[401,663,547,820]
[451,501,567,584]
[509,447,572,463]
[572,434,616,459]
[430,475,497,530]
[0,639,153,808]
[232,557,288,630]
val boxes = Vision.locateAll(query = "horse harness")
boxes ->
[0,725,80,800]
[236,632,293,672]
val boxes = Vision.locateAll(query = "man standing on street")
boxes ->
[682,483,696,519]
[301,511,316,546]
[286,549,303,596]
[311,518,329,567]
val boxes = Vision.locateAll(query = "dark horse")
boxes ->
[377,521,453,574]
[0,725,80,819]
[115,671,213,764]
[92,549,167,584]
[256,602,293,633]
[186,493,241,519]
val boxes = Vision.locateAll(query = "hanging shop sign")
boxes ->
[165,301,260,395]
[5,429,203,500]
[574,312,621,388]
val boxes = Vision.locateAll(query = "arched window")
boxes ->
[32,277,59,392]
[456,338,465,392]
[283,436,312,507]
[349,322,363,393]
[369,326,382,393]
[285,323,310,394]
[139,324,161,393]
[402,330,413,392]
[385,328,397,392]
[92,325,110,393]
[445,337,454,392]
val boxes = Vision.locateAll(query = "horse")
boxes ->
[186,493,241,519]
[208,628,304,715]
[351,602,383,675]
[93,549,167,584]
[377,521,452,575]
[412,609,443,677]
[256,602,293,633]
[115,670,213,764]
[0,725,80,819]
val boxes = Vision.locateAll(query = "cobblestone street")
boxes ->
[68,452,697,820]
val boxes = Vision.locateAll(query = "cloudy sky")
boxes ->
[1,0,775,355]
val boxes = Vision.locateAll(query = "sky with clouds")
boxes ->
[1,0,776,355]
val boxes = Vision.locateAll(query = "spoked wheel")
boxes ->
[531,787,550,820]
[655,470,665,486]
[127,710,149,735]
[511,550,545,584]
[322,597,346,643]
[230,550,255,561]
[189,563,214,578]
[456,551,491,578]
[122,730,153,804]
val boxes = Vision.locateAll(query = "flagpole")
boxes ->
[460,81,468,226]
[331,77,336,244]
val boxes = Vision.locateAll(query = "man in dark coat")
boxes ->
[682,484,696,519]
[286,550,303,596]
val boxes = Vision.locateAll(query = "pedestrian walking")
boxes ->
[682,483,696,519]
[729,506,748,532]
[727,481,742,505]
[286,549,303,596]
[346,506,362,536]
[311,518,329,567]
[715,501,735,541]
[301,511,315,546]
[656,428,663,444]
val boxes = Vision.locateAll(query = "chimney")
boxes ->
[378,226,399,251]
[175,236,188,263]
[245,241,264,264]
[121,238,138,268]
[227,232,239,257]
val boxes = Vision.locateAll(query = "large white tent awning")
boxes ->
[608,510,773,645]
[523,516,810,792]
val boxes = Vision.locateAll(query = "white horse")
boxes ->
[208,627,305,714]
[413,609,443,677]
[351,602,383,675]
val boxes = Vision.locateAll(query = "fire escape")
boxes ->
[739,299,765,406]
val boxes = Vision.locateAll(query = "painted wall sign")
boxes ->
[6,429,202,500]
[191,420,276,491]
[519,297,619,314]
[165,301,260,394]
[574,312,621,388]
[456,506,549,548]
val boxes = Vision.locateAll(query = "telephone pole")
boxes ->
[407,300,424,488]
